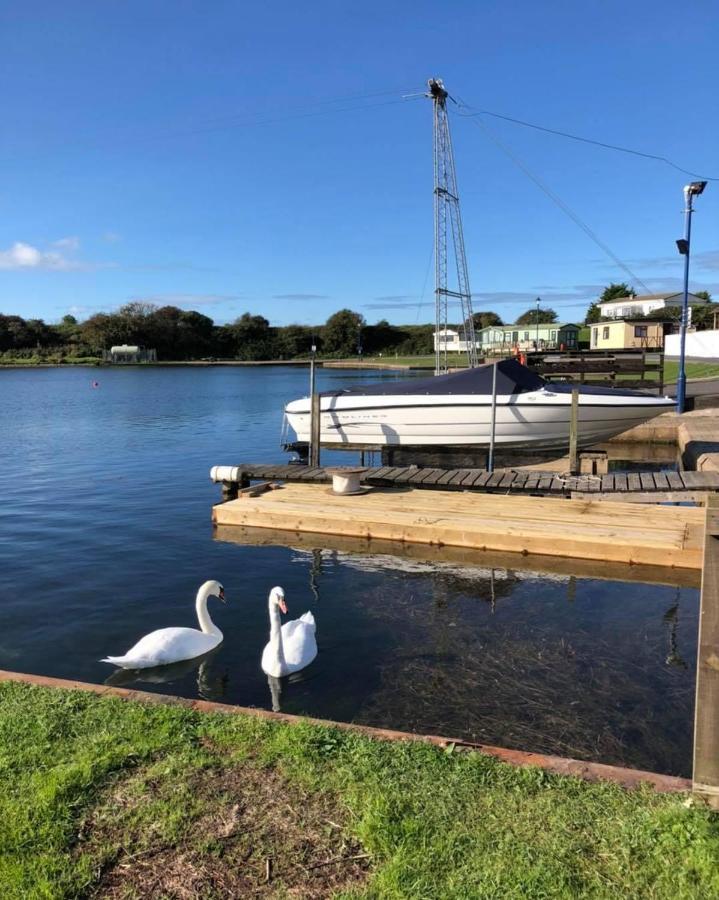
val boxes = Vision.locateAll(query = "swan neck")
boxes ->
[196,585,221,637]
[268,600,287,672]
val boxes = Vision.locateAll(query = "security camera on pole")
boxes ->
[675,181,707,414]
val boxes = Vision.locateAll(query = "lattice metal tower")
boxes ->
[428,78,478,373]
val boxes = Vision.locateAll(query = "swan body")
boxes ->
[102,580,225,669]
[261,586,317,678]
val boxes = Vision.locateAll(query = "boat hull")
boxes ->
[284,389,674,450]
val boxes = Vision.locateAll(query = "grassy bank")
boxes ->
[1,682,718,899]
[0,356,102,366]
[663,360,719,382]
[357,356,719,381]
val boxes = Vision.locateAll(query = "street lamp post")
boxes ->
[535,297,541,349]
[676,181,707,414]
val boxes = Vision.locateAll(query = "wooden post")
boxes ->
[568,387,579,475]
[221,481,238,502]
[693,494,719,807]
[658,350,665,395]
[310,392,321,467]
[308,354,321,468]
[487,362,498,473]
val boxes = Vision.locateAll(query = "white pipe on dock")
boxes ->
[210,465,243,483]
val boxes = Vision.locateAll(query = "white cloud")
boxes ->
[66,304,101,316]
[0,241,77,270]
[52,236,80,251]
[272,293,329,301]
[131,293,242,308]
[102,231,122,243]
[0,240,113,272]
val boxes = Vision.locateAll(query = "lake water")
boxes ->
[0,365,699,776]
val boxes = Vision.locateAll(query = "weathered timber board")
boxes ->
[693,497,719,806]
[214,483,704,569]
[224,463,719,497]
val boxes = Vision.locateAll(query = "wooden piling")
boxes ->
[568,387,579,474]
[308,354,321,467]
[309,392,321,467]
[693,494,719,807]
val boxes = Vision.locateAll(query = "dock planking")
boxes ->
[214,482,705,569]
[223,463,719,498]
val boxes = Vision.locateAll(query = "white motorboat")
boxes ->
[283,359,674,451]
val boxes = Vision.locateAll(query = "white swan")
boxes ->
[261,586,317,678]
[101,580,225,669]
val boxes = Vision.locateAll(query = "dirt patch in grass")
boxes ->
[83,761,371,899]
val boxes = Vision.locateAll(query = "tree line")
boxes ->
[1,285,715,362]
[0,304,437,362]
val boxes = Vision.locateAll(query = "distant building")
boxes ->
[598,291,707,320]
[103,345,157,363]
[434,323,579,355]
[590,319,665,351]
[476,322,580,353]
[433,328,479,353]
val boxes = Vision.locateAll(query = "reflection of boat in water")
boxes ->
[284,358,674,451]
[290,548,570,584]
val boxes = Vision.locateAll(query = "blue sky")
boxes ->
[1,0,717,327]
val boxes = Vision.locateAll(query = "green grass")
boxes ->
[0,356,102,366]
[663,360,719,383]
[357,355,719,384]
[1,682,718,899]
[353,355,450,368]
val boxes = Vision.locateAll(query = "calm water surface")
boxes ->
[0,366,698,775]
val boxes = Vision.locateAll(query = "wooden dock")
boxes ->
[222,463,719,500]
[213,484,705,569]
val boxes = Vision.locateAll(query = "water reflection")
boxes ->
[664,594,688,670]
[104,647,229,701]
[215,524,699,776]
[0,367,702,779]
[267,674,282,712]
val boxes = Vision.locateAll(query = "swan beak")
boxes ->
[219,587,226,603]
[278,598,287,614]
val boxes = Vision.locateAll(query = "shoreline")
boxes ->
[0,359,422,370]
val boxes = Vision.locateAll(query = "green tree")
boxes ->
[690,302,719,331]
[363,319,402,355]
[80,312,132,350]
[585,302,602,324]
[694,290,712,302]
[322,309,365,356]
[600,283,635,302]
[227,313,275,360]
[471,311,503,329]
[274,324,316,359]
[515,306,557,326]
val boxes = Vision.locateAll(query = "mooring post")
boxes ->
[693,494,719,808]
[309,351,320,468]
[310,393,321,467]
[568,387,579,475]
[487,361,498,473]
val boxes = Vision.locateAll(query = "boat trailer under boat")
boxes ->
[283,358,675,453]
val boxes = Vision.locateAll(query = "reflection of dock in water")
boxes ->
[214,524,700,589]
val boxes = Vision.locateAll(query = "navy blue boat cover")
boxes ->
[322,358,546,397]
